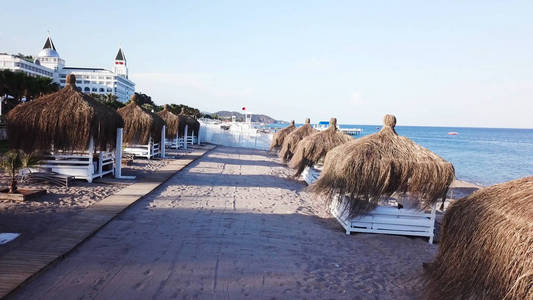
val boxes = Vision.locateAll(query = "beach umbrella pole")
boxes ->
[114,128,135,180]
[184,125,188,150]
[197,126,201,145]
[161,125,166,158]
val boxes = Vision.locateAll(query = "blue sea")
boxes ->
[343,125,533,186]
[268,123,533,186]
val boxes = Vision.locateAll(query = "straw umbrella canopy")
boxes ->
[178,107,200,137]
[425,176,533,300]
[269,120,296,152]
[309,114,455,217]
[117,95,165,145]
[289,118,352,177]
[157,105,181,139]
[7,74,124,153]
[279,118,317,163]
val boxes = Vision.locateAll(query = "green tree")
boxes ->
[121,91,202,117]
[89,93,125,110]
[129,92,154,106]
[0,70,59,114]
[166,103,201,118]
[14,53,34,63]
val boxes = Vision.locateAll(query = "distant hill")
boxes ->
[213,111,284,124]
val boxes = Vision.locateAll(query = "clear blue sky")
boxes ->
[1,1,532,128]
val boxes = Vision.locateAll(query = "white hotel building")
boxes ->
[0,36,135,102]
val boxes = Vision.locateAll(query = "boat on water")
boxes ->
[448,132,458,135]
[315,121,363,136]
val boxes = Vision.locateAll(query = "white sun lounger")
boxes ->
[164,125,199,150]
[37,152,114,183]
[301,165,322,185]
[36,137,115,183]
[302,165,437,244]
[123,126,166,159]
[165,137,185,149]
[331,196,437,244]
[123,139,161,159]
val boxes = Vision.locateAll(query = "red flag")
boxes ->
[242,107,246,111]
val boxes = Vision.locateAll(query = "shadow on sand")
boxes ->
[10,204,433,300]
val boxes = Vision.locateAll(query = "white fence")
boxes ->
[199,123,273,150]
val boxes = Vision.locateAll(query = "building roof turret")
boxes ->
[115,48,126,61]
[38,35,60,58]
[42,36,56,51]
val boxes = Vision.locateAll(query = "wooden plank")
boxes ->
[365,216,433,227]
[347,227,434,238]
[372,223,431,232]
[0,145,216,298]
[370,206,433,217]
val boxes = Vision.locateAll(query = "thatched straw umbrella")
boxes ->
[269,120,296,152]
[425,176,533,300]
[289,118,351,177]
[7,74,123,152]
[309,114,454,216]
[157,105,180,139]
[178,107,200,137]
[117,95,165,145]
[279,118,317,162]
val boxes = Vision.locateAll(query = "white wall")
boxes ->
[199,123,273,150]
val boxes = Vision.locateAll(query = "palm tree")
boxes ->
[0,150,39,193]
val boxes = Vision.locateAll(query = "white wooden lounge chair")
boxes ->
[35,137,115,183]
[186,130,196,145]
[37,151,114,183]
[164,125,198,150]
[165,136,188,150]
[21,171,74,187]
[123,138,161,159]
[123,126,166,159]
[301,165,322,185]
[302,165,437,244]
[331,195,437,244]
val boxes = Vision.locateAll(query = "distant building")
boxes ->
[0,35,135,102]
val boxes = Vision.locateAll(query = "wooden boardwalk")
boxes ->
[7,147,436,299]
[0,145,215,298]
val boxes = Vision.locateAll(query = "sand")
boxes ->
[10,146,451,299]
[0,149,194,257]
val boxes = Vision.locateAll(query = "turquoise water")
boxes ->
[343,125,533,186]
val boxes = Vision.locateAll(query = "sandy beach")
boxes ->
[0,149,195,257]
[4,146,479,299]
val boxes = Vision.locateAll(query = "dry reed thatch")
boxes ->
[7,74,124,152]
[309,114,454,216]
[425,176,533,300]
[289,118,352,177]
[279,118,317,162]
[269,120,296,152]
[178,107,200,137]
[117,95,165,144]
[157,105,180,139]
